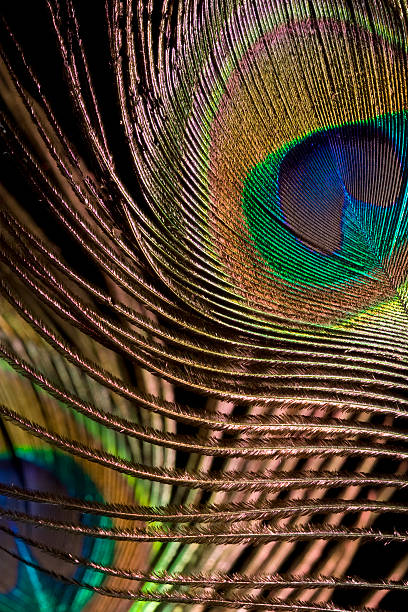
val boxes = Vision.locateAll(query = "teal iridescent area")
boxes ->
[242,112,408,288]
[0,450,114,612]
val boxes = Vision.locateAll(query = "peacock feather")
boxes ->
[0,0,408,610]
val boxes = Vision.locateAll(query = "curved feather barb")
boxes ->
[0,0,407,610]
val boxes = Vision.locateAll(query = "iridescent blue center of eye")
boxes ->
[242,112,408,288]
